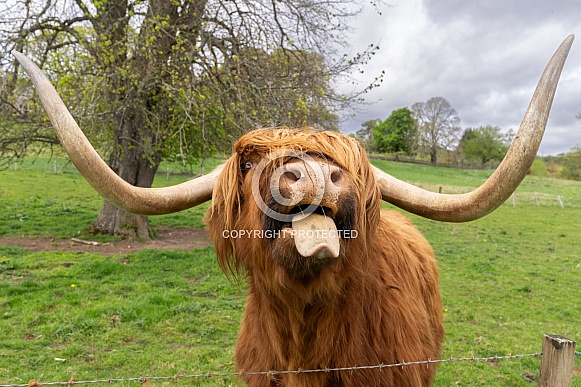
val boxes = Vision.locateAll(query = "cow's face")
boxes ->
[242,151,359,280]
[207,128,381,283]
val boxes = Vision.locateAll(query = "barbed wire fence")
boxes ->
[0,353,543,387]
[1,337,578,387]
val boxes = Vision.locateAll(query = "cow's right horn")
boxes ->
[374,34,574,222]
[12,50,221,215]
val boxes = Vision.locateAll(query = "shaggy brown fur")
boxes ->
[207,128,443,386]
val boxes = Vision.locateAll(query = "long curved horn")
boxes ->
[12,50,221,215]
[374,34,574,222]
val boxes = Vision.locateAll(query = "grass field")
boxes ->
[0,158,580,386]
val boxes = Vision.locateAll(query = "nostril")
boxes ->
[330,170,343,184]
[283,170,300,183]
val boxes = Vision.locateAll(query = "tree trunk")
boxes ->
[88,0,187,239]
[92,201,153,239]
[91,151,160,239]
[90,106,161,240]
[430,148,437,165]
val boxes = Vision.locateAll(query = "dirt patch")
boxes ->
[0,227,212,256]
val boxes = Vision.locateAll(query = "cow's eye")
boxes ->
[243,161,253,170]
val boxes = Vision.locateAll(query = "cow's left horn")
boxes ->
[12,50,220,215]
[374,34,574,222]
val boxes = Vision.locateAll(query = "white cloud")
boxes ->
[340,0,581,155]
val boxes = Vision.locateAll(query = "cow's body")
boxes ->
[235,211,443,386]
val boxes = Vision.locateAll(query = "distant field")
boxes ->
[0,158,580,386]
[372,159,581,207]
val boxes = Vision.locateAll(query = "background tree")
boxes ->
[0,0,378,238]
[353,119,379,153]
[411,97,461,165]
[560,146,581,180]
[373,107,416,155]
[459,126,510,166]
[228,48,341,130]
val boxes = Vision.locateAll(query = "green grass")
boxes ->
[0,158,220,237]
[412,206,581,385]
[0,248,241,386]
[0,159,580,386]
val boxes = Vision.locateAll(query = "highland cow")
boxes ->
[207,128,444,385]
[11,35,573,386]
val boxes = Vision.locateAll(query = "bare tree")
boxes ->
[0,0,379,238]
[411,97,461,165]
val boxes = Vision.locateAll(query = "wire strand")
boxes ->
[0,352,559,387]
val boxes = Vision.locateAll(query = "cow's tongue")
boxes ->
[291,213,340,259]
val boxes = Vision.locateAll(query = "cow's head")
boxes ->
[206,128,380,284]
[10,35,574,281]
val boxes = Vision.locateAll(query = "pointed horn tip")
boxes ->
[557,35,575,55]
[562,34,575,49]
[11,50,36,70]
[11,50,25,60]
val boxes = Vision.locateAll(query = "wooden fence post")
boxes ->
[539,334,576,387]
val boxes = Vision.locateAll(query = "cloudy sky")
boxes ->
[339,0,581,155]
